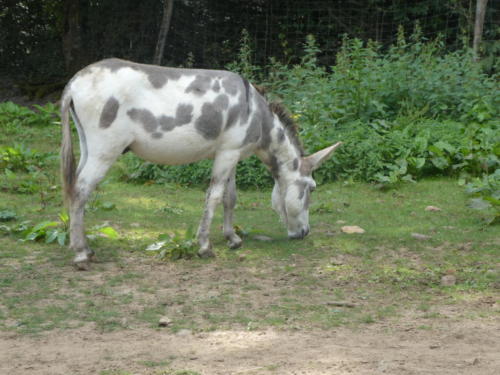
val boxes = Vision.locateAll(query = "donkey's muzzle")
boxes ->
[288,227,309,240]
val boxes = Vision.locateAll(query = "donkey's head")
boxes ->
[272,142,341,239]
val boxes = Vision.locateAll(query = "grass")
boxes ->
[0,118,499,336]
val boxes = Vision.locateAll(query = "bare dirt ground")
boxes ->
[2,317,499,374]
[1,253,499,375]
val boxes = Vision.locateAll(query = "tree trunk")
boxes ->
[153,0,174,65]
[473,0,489,61]
[62,0,84,75]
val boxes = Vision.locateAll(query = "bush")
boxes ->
[0,101,59,128]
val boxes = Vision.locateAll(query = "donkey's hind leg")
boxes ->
[69,155,116,269]
[197,151,240,258]
[223,169,242,249]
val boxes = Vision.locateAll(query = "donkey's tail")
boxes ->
[60,89,76,208]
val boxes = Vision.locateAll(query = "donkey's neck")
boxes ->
[256,120,302,182]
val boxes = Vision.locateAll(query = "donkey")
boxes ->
[61,58,341,269]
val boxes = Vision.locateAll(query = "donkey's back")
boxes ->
[64,58,258,166]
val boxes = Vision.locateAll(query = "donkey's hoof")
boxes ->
[73,259,90,271]
[228,237,243,250]
[198,247,215,258]
[73,252,91,270]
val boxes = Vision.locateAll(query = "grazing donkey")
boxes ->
[61,58,341,269]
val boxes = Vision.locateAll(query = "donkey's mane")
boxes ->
[254,85,304,156]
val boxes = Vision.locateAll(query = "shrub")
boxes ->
[0,101,59,127]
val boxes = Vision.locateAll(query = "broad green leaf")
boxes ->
[57,232,67,246]
[98,226,118,239]
[25,230,42,241]
[59,212,69,224]
[0,224,11,233]
[414,157,426,169]
[427,145,443,156]
[101,202,116,211]
[45,230,58,244]
[33,221,59,232]
[434,141,455,154]
[431,157,449,170]
[0,210,17,222]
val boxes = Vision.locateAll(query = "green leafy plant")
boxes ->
[155,204,184,215]
[146,228,197,260]
[465,169,500,225]
[226,28,261,81]
[0,209,17,222]
[0,144,52,172]
[22,212,69,245]
[0,220,31,236]
[86,223,119,241]
[0,101,59,127]
[10,212,119,245]
[86,189,117,212]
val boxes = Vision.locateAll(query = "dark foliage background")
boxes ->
[0,0,498,81]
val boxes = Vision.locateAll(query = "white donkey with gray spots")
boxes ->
[61,58,341,269]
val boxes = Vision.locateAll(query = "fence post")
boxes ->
[473,0,489,62]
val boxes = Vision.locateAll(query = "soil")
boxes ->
[1,319,499,375]
[1,255,499,375]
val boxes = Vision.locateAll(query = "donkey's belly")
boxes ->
[130,131,216,165]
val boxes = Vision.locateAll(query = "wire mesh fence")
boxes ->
[0,0,498,80]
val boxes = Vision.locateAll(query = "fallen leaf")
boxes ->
[341,225,365,234]
[425,205,442,212]
[411,233,431,240]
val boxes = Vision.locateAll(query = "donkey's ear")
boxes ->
[303,142,342,172]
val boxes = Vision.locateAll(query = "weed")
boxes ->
[465,169,500,224]
[0,209,17,221]
[146,227,197,260]
[0,211,118,246]
[139,359,171,368]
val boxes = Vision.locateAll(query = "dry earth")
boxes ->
[2,254,500,375]
[1,316,499,374]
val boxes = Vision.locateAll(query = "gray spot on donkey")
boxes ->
[99,97,119,129]
[128,104,194,136]
[195,102,223,139]
[185,75,212,95]
[60,58,341,270]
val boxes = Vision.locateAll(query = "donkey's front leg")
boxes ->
[197,151,240,258]
[223,169,242,249]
